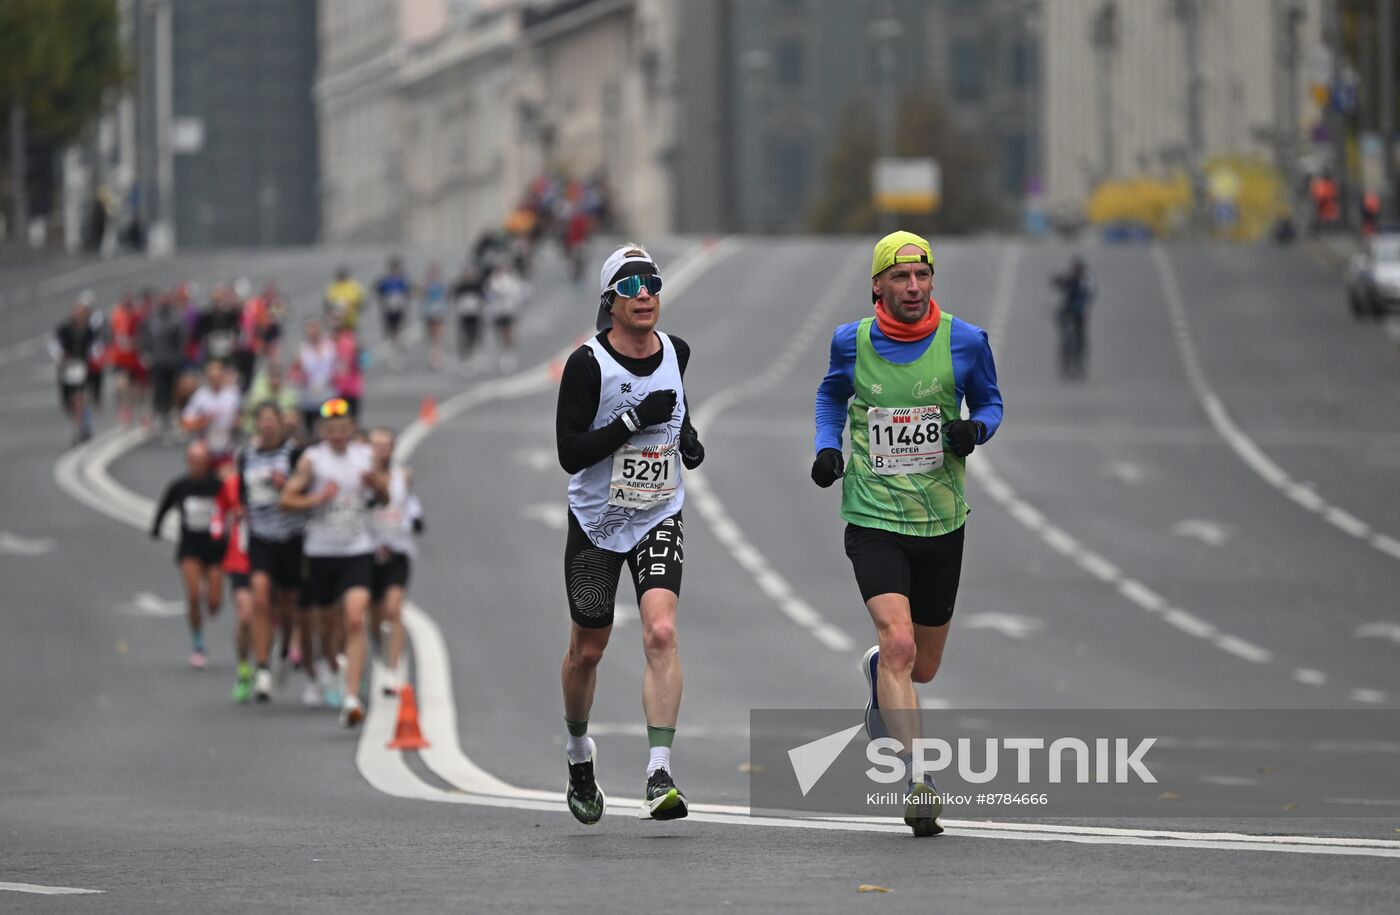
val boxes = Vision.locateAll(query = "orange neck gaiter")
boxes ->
[874,297,942,342]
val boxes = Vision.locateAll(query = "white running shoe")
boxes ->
[339,695,364,728]
[301,680,324,708]
[381,666,401,697]
[253,667,273,703]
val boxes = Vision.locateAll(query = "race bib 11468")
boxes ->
[867,405,943,475]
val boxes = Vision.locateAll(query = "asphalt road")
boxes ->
[2,236,1399,913]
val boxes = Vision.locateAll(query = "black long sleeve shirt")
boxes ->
[555,333,694,475]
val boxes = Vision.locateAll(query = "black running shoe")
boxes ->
[566,740,606,825]
[642,767,689,821]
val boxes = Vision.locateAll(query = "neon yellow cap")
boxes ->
[871,230,933,277]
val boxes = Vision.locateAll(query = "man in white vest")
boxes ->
[555,244,705,825]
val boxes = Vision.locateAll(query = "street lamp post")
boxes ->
[868,17,901,232]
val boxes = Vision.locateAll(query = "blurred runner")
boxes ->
[1050,256,1094,381]
[375,256,412,368]
[332,326,365,420]
[419,262,449,370]
[181,358,242,467]
[239,402,305,703]
[215,470,255,702]
[140,294,187,437]
[555,244,706,824]
[107,291,147,426]
[367,427,421,696]
[810,231,1003,837]
[280,398,386,727]
[51,292,100,446]
[451,262,487,368]
[196,284,242,367]
[324,266,365,332]
[294,317,336,436]
[84,300,108,413]
[488,259,527,372]
[151,442,226,669]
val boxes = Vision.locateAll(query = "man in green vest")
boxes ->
[812,230,1004,836]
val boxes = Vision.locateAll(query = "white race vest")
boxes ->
[567,333,685,552]
[302,441,374,557]
[370,466,417,556]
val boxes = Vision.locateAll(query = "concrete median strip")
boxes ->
[52,238,1400,857]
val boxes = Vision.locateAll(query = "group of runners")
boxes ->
[51,259,434,728]
[554,232,1002,834]
[63,228,1003,835]
[151,393,421,727]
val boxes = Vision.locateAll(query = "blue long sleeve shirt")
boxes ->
[814,316,1004,454]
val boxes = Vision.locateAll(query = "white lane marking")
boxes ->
[610,600,638,628]
[1199,775,1259,787]
[1170,518,1232,548]
[1355,622,1400,645]
[1152,246,1400,561]
[1293,668,1328,686]
[1117,579,1167,613]
[979,246,1355,699]
[685,247,868,654]
[961,612,1043,640]
[1350,688,1388,704]
[0,881,104,895]
[1323,797,1400,808]
[56,247,1400,857]
[119,591,185,618]
[518,502,567,530]
[0,531,55,555]
[1212,635,1273,664]
[1103,460,1147,485]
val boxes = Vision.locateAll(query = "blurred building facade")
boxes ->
[316,0,1041,242]
[127,0,319,248]
[1040,0,1326,217]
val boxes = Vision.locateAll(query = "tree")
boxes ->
[807,89,1007,235]
[0,0,124,240]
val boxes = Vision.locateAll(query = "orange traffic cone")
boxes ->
[419,396,438,426]
[387,683,430,750]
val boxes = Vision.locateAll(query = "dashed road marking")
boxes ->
[1152,246,1400,562]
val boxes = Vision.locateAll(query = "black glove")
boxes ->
[679,426,704,470]
[629,389,677,430]
[811,448,845,488]
[943,419,984,458]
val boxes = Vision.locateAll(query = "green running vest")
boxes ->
[841,313,967,537]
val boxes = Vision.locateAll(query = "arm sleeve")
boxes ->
[814,325,857,454]
[152,482,178,536]
[555,347,632,474]
[963,329,1004,444]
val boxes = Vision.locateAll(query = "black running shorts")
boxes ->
[249,535,304,590]
[228,571,251,592]
[564,511,683,629]
[371,550,411,600]
[304,553,374,607]
[177,532,224,566]
[844,522,966,628]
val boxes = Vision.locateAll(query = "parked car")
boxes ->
[1347,233,1400,318]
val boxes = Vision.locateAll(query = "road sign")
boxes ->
[872,157,941,213]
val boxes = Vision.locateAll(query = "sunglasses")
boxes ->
[319,398,351,419]
[608,274,663,298]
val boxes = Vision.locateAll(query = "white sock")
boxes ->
[567,734,593,765]
[647,746,671,776]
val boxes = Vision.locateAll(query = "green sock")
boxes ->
[646,725,676,749]
[566,717,589,737]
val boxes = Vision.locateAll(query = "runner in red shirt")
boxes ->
[216,472,256,703]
